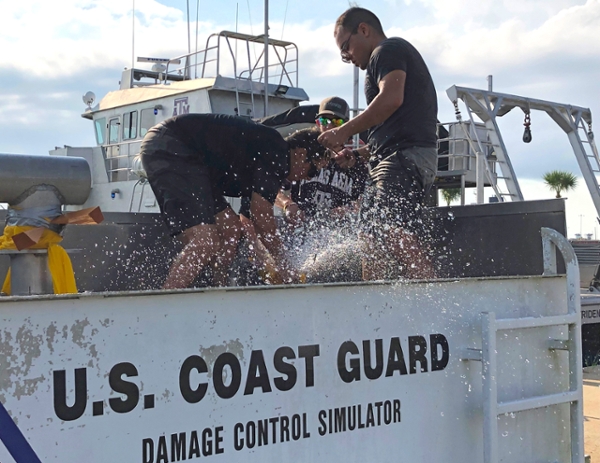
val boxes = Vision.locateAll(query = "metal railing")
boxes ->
[461,228,584,463]
[162,31,299,88]
[104,140,141,183]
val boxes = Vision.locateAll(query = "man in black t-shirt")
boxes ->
[140,114,326,289]
[319,7,437,280]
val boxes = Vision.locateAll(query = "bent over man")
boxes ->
[140,114,326,289]
[318,7,438,279]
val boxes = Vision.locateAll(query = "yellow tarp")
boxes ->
[0,225,77,295]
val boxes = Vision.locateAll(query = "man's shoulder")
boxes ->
[171,113,261,130]
[374,37,415,55]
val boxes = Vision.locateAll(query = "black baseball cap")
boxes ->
[317,96,350,121]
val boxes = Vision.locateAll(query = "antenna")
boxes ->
[264,0,269,116]
[131,0,135,70]
[186,0,191,54]
[281,0,289,39]
[195,0,200,78]
[235,3,239,74]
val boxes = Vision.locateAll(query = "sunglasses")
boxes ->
[317,116,345,127]
[340,30,357,63]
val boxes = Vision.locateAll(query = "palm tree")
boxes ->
[542,170,578,198]
[441,188,461,206]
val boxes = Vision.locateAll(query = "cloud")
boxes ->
[1,0,599,234]
[402,1,600,75]
[1,0,197,76]
[414,0,589,27]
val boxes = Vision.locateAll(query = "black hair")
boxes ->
[335,7,384,35]
[285,127,328,163]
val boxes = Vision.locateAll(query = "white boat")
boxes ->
[0,12,599,461]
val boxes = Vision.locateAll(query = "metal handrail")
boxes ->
[161,31,299,88]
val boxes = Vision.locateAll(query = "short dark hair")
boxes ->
[286,127,328,163]
[335,7,384,35]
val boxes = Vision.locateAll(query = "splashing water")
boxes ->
[293,223,364,283]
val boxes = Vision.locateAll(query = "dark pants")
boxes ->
[363,146,437,234]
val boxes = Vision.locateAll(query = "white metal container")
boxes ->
[0,229,584,463]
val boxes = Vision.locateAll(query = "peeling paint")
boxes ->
[0,322,45,399]
[70,319,91,347]
[14,375,45,400]
[162,389,173,402]
[198,339,245,378]
[89,344,98,361]
[0,329,16,394]
[46,323,58,353]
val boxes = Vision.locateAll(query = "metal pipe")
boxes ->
[0,154,91,205]
[7,251,54,296]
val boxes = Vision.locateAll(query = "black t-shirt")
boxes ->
[365,37,438,157]
[291,159,368,217]
[163,114,289,203]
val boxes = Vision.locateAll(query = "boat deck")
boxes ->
[584,366,600,462]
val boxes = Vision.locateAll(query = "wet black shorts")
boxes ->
[140,125,229,236]
[362,147,436,234]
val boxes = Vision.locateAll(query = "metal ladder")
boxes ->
[447,86,600,218]
[447,86,525,204]
[461,228,584,463]
[569,114,600,216]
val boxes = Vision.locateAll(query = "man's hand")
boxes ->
[331,147,357,169]
[284,202,305,226]
[318,128,348,152]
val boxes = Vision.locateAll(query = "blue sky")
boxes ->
[1,0,599,236]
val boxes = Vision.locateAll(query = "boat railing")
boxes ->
[104,140,142,183]
[162,31,299,88]
[438,121,496,171]
[436,121,500,201]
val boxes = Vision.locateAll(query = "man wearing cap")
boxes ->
[279,97,368,226]
[140,113,327,289]
[318,7,437,280]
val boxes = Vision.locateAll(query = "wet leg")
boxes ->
[163,224,221,289]
[212,207,242,286]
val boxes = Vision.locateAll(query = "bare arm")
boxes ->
[319,70,406,152]
[332,144,371,168]
[274,190,304,225]
[249,192,291,277]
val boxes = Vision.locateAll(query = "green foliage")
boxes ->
[542,170,578,198]
[441,188,461,206]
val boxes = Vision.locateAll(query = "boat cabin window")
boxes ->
[140,108,157,137]
[123,110,138,140]
[94,117,106,145]
[108,118,120,144]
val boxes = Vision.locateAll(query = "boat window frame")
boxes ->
[140,108,157,138]
[122,110,138,140]
[94,117,106,145]
[108,117,120,144]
